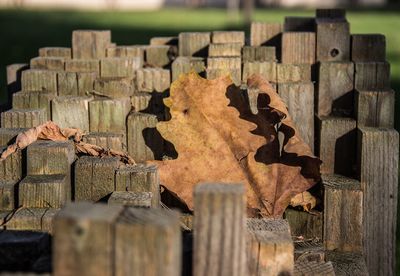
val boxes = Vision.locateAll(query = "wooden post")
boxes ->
[100,57,142,78]
[242,46,276,62]
[0,147,22,181]
[130,92,152,113]
[82,132,124,151]
[106,45,145,60]
[206,57,241,85]
[136,68,170,93]
[108,191,152,208]
[316,116,356,176]
[94,78,135,98]
[294,260,335,276]
[12,91,54,120]
[171,56,205,81]
[281,32,315,64]
[242,62,276,83]
[74,156,121,202]
[57,72,79,96]
[65,59,100,74]
[89,98,131,135]
[284,209,323,240]
[323,174,363,252]
[276,64,311,83]
[284,17,315,32]
[30,57,65,71]
[294,241,325,262]
[6,63,29,95]
[316,18,350,62]
[357,127,398,276]
[351,34,386,62]
[72,30,111,59]
[19,174,70,208]
[53,202,123,276]
[1,208,59,233]
[114,207,181,276]
[52,96,93,131]
[354,61,390,90]
[278,82,314,151]
[0,128,25,147]
[0,180,16,211]
[77,72,97,95]
[355,89,395,128]
[178,32,211,57]
[316,61,354,117]
[326,251,369,276]
[27,140,76,176]
[250,22,282,47]
[193,183,246,276]
[39,47,71,58]
[21,69,58,93]
[211,31,245,46]
[208,43,242,57]
[1,109,46,128]
[115,164,160,207]
[146,45,173,68]
[126,112,163,162]
[246,218,294,276]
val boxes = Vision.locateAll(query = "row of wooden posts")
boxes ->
[0,8,398,275]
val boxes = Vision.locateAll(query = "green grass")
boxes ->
[0,7,399,272]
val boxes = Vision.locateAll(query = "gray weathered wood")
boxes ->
[284,17,315,32]
[130,92,153,113]
[193,183,246,276]
[57,71,79,96]
[316,19,350,62]
[146,45,173,68]
[206,57,241,85]
[72,30,111,59]
[106,45,145,60]
[77,72,98,95]
[6,63,29,94]
[208,43,242,57]
[242,62,277,83]
[316,116,356,176]
[250,22,282,47]
[135,68,170,93]
[278,82,314,151]
[19,174,70,208]
[21,69,58,93]
[115,164,160,207]
[212,31,245,46]
[317,61,354,117]
[100,57,142,78]
[276,63,311,83]
[354,61,390,90]
[242,46,276,62]
[114,207,181,276]
[246,218,294,276]
[74,156,121,202]
[39,47,71,58]
[1,109,46,128]
[323,174,363,252]
[53,202,123,276]
[65,59,100,74]
[326,251,369,276]
[108,191,152,208]
[27,140,75,176]
[294,260,335,276]
[94,77,135,98]
[82,132,124,151]
[351,34,386,62]
[30,57,65,70]
[355,89,395,128]
[0,128,26,147]
[1,208,59,233]
[52,96,92,131]
[171,56,205,81]
[178,32,210,57]
[294,241,325,262]
[89,98,131,135]
[357,127,398,276]
[282,32,316,64]
[206,68,241,86]
[284,208,323,240]
[12,91,54,120]
[0,180,17,211]
[0,147,22,181]
[126,112,163,162]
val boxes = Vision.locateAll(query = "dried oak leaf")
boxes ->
[150,72,321,218]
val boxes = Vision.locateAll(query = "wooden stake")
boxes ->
[294,260,335,276]
[39,47,71,58]
[135,68,170,93]
[276,64,311,83]
[326,251,369,276]
[106,45,145,60]
[242,46,276,62]
[94,77,135,98]
[100,57,142,78]
[72,30,111,59]
[250,22,282,47]
[354,61,390,90]
[0,147,22,181]
[108,191,152,208]
[146,45,173,68]
[21,69,58,93]
[12,91,54,120]
[208,43,242,57]
[52,96,92,131]
[1,208,58,233]
[193,183,246,276]
[284,209,323,240]
[82,132,124,151]
[0,180,17,211]
[6,63,29,94]
[242,62,277,83]
[212,31,245,46]
[30,57,65,71]
[65,59,100,74]
[178,32,211,57]
[1,109,46,128]
[0,128,25,147]
[171,56,205,81]
[351,34,386,62]
[282,32,316,64]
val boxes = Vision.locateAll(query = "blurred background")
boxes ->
[0,0,399,270]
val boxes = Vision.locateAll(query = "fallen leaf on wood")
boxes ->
[289,191,317,212]
[149,72,320,217]
[75,141,136,165]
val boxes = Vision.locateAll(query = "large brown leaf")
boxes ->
[150,72,321,218]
